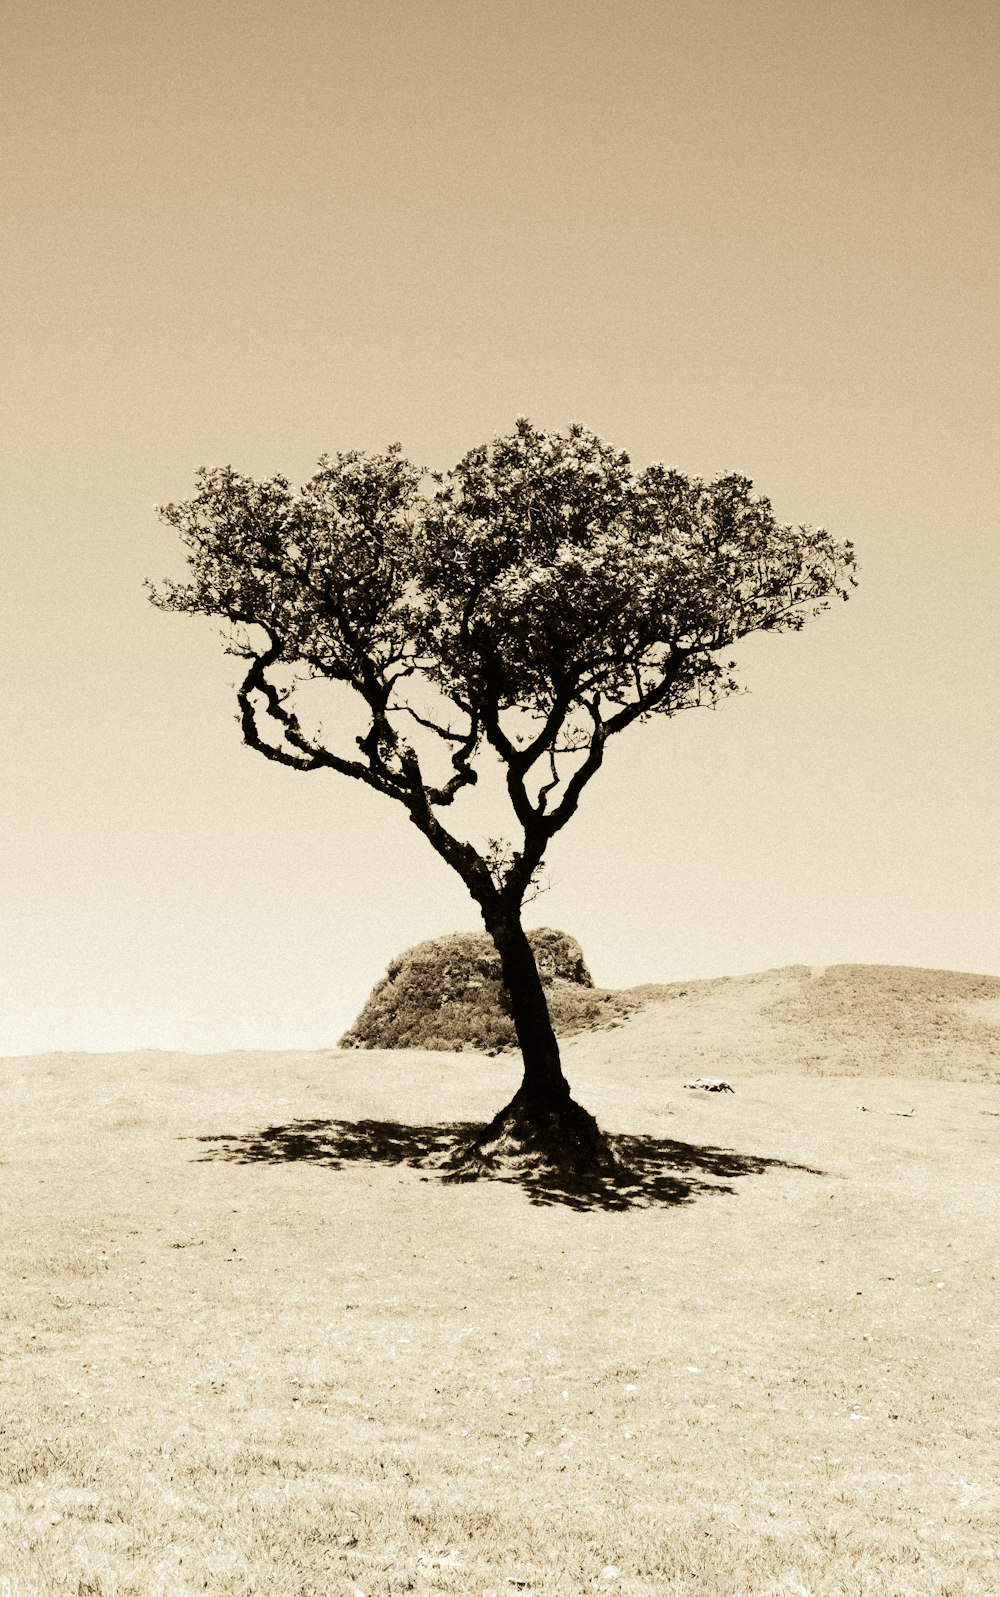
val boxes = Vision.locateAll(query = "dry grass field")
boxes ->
[2,966,998,1596]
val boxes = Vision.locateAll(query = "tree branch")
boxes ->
[240,637,496,903]
[237,642,401,800]
[537,699,608,838]
[396,748,498,910]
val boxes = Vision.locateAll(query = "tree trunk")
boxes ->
[447,909,616,1180]
[490,914,571,1108]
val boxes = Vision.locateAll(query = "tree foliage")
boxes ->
[151,418,856,922]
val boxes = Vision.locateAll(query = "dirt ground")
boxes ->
[2,977,998,1595]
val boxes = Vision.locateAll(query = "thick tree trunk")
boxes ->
[490,914,571,1108]
[447,909,616,1180]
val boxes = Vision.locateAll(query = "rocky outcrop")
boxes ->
[339,928,634,1052]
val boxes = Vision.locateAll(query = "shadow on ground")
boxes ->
[193,1118,822,1211]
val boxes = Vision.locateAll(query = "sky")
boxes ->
[1,0,997,1055]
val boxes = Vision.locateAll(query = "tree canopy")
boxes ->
[152,418,855,917]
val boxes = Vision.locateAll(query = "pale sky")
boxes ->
[2,0,997,1055]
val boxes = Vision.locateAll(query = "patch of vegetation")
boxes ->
[339,928,641,1052]
[765,964,1000,1078]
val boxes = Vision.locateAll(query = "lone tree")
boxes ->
[151,419,855,1178]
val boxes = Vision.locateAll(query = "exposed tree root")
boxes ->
[442,1089,619,1183]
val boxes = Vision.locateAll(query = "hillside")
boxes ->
[566,962,1000,1082]
[341,940,1000,1081]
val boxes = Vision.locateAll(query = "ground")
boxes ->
[1,966,998,1596]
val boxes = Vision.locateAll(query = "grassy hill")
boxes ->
[344,942,1000,1081]
[575,962,1000,1082]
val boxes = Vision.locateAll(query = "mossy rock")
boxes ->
[339,928,634,1052]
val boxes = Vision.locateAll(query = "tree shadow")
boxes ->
[193,1117,823,1212]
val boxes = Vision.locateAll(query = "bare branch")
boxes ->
[237,641,400,800]
[389,702,470,744]
[538,699,608,837]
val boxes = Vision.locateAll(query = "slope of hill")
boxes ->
[565,963,1000,1082]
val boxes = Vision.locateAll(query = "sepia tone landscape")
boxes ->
[4,1,997,1593]
[2,964,998,1595]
